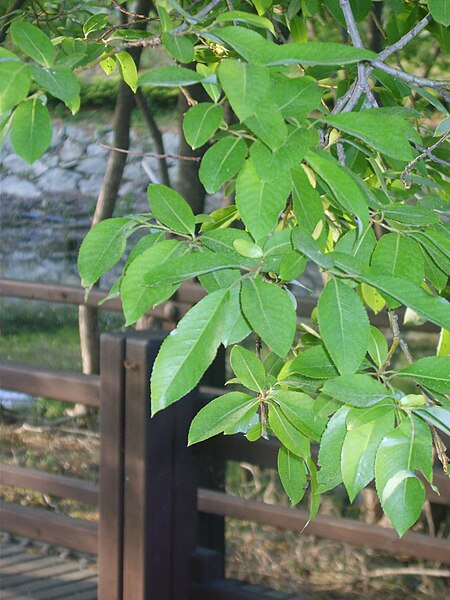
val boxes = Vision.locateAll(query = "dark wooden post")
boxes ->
[122,331,199,600]
[98,333,127,600]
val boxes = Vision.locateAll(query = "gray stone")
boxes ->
[78,173,103,197]
[50,124,66,148]
[86,143,107,157]
[1,175,40,199]
[60,138,85,165]
[31,159,48,177]
[76,157,107,176]
[65,125,90,143]
[38,168,81,194]
[41,154,59,168]
[122,161,145,181]
[119,179,148,198]
[2,154,31,176]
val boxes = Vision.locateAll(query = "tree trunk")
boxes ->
[78,0,152,379]
[176,81,210,215]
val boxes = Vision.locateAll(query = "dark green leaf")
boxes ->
[188,392,258,445]
[151,289,229,414]
[183,102,224,149]
[322,375,392,407]
[148,184,195,236]
[0,61,31,113]
[199,137,247,194]
[397,357,450,395]
[268,402,310,457]
[162,32,195,63]
[271,389,327,440]
[341,405,395,502]
[230,345,265,392]
[241,277,297,357]
[291,166,323,234]
[139,66,206,87]
[289,345,339,379]
[317,406,349,491]
[367,326,388,368]
[78,218,133,288]
[236,159,291,242]
[318,278,370,375]
[32,65,80,108]
[278,446,307,505]
[10,22,54,67]
[10,98,52,163]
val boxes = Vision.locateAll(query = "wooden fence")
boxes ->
[0,278,449,600]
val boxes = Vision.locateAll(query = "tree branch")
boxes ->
[371,59,450,96]
[378,14,432,60]
[172,0,222,34]
[401,133,449,188]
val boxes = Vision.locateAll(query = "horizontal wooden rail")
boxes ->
[0,465,98,505]
[0,501,98,554]
[0,278,439,331]
[0,362,100,407]
[200,436,450,506]
[198,489,450,565]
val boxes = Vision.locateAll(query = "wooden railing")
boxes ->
[0,278,448,600]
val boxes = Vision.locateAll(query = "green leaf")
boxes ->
[142,250,237,287]
[216,10,275,33]
[268,402,310,457]
[10,98,52,163]
[334,226,377,265]
[200,229,257,268]
[322,375,392,408]
[371,234,424,289]
[361,283,386,314]
[235,160,291,242]
[397,357,450,395]
[383,204,440,226]
[188,392,258,445]
[116,51,138,92]
[151,288,229,414]
[429,0,450,26]
[78,218,133,288]
[241,277,297,357]
[415,406,450,437]
[270,389,327,441]
[305,149,369,227]
[162,32,195,63]
[233,238,263,258]
[250,128,317,182]
[341,405,395,502]
[292,228,336,270]
[318,278,370,375]
[375,416,432,536]
[218,59,271,121]
[437,328,450,357]
[334,254,450,330]
[83,13,109,35]
[278,446,307,505]
[367,326,388,368]
[10,22,54,67]
[218,59,287,149]
[199,137,247,194]
[183,102,224,149]
[317,406,349,491]
[273,74,323,118]
[0,61,31,113]
[148,184,195,236]
[323,110,416,161]
[222,286,251,347]
[139,66,206,87]
[279,251,307,281]
[32,65,80,108]
[120,240,183,326]
[289,345,339,379]
[291,166,323,234]
[230,345,265,392]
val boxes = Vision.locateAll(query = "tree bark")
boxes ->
[78,0,152,377]
[176,82,210,215]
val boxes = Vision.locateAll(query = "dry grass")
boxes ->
[1,422,448,599]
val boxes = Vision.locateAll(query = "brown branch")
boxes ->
[401,133,449,188]
[96,143,201,162]
[134,89,171,187]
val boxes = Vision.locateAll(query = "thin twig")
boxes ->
[388,310,413,364]
[401,133,449,188]
[378,14,433,60]
[96,142,201,162]
[172,0,222,34]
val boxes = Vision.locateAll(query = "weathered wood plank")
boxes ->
[0,502,98,555]
[0,362,100,407]
[198,489,450,564]
[0,465,98,505]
